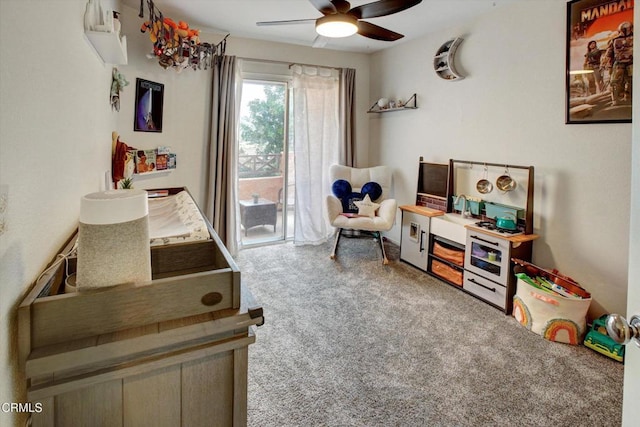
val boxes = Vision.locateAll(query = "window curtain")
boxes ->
[340,68,356,167]
[205,55,241,255]
[291,65,340,245]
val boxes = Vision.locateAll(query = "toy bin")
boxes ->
[512,277,591,345]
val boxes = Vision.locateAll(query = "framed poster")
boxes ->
[566,0,633,124]
[134,78,164,132]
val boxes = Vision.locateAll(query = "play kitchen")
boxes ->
[400,158,540,314]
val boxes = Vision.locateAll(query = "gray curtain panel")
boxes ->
[205,55,237,251]
[340,68,356,167]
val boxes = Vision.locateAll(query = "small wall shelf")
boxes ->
[434,37,464,81]
[133,169,173,178]
[84,31,128,65]
[368,93,417,113]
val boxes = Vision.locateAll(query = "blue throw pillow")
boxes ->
[332,179,352,199]
[361,181,382,201]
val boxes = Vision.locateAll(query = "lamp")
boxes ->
[316,14,358,38]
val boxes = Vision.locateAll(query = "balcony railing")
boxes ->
[239,154,281,178]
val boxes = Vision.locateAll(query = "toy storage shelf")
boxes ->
[84,31,128,65]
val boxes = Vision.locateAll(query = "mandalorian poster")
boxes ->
[566,0,633,123]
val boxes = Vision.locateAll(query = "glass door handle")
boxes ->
[606,314,640,348]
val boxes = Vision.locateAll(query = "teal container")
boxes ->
[484,202,525,220]
[451,196,484,215]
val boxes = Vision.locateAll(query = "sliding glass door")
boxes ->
[237,80,294,246]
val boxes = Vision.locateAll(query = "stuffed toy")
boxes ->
[361,182,382,201]
[177,21,190,38]
[332,180,383,214]
[110,67,129,112]
[112,132,131,187]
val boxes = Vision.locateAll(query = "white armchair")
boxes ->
[326,164,397,264]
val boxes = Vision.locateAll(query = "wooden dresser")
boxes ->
[19,220,262,426]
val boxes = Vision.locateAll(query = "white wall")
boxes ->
[0,1,117,425]
[370,0,631,316]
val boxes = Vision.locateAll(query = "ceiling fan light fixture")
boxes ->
[315,14,358,38]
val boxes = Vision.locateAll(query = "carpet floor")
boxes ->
[236,238,624,427]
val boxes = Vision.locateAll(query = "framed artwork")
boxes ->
[134,78,164,132]
[566,0,633,124]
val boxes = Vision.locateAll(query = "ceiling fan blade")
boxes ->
[357,20,404,41]
[256,19,316,26]
[308,0,338,15]
[349,0,422,20]
[312,35,329,48]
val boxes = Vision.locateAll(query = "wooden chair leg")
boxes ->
[377,232,389,265]
[330,229,342,260]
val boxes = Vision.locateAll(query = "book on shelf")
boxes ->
[156,153,168,170]
[167,153,177,169]
[135,149,156,174]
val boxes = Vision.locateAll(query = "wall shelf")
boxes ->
[133,169,173,178]
[434,37,464,81]
[368,93,417,113]
[84,30,128,65]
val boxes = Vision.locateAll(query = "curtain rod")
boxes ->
[288,62,342,71]
[236,57,341,71]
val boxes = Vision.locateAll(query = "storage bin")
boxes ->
[512,277,591,345]
[451,196,484,215]
[431,259,463,286]
[433,241,464,266]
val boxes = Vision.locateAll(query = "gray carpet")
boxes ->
[236,238,624,427]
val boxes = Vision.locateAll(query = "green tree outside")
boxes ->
[240,84,285,155]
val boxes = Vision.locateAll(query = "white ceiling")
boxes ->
[123,0,521,53]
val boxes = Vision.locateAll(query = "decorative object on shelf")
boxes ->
[368,93,417,113]
[134,78,164,132]
[252,193,260,204]
[138,0,228,72]
[84,0,127,64]
[113,11,121,35]
[112,132,135,188]
[84,0,99,31]
[565,0,632,124]
[119,177,134,189]
[110,67,129,111]
[434,37,464,80]
[377,98,389,108]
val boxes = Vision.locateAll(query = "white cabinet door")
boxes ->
[400,211,430,271]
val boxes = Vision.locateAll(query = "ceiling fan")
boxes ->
[256,0,423,42]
